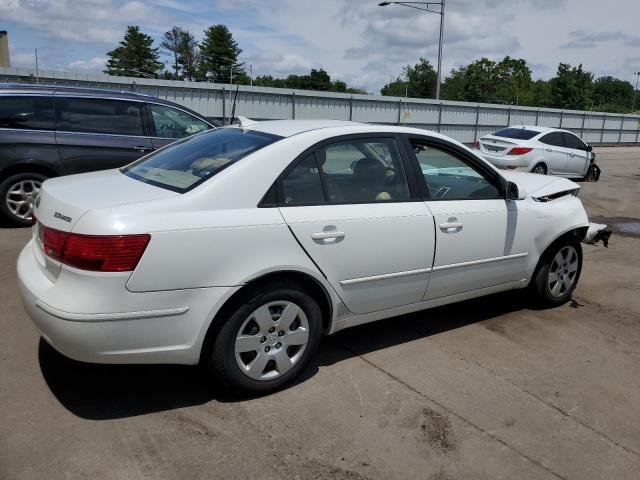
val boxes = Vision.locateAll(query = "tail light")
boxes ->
[508,147,533,155]
[472,140,480,149]
[40,223,150,272]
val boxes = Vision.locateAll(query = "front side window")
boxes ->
[0,95,54,131]
[412,142,501,200]
[149,104,210,139]
[123,128,281,192]
[56,98,144,136]
[316,138,410,203]
[539,132,565,148]
[562,132,586,150]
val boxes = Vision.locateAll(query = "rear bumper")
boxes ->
[17,240,237,365]
[480,152,530,171]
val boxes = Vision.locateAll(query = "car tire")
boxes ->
[207,281,323,395]
[531,163,547,175]
[0,172,47,226]
[529,236,582,307]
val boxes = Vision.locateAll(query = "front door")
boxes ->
[54,96,153,174]
[561,132,590,177]
[407,137,531,300]
[278,136,435,315]
[538,131,568,175]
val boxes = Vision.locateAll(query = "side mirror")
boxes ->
[585,145,593,152]
[506,181,526,201]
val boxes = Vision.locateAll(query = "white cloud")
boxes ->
[68,57,107,70]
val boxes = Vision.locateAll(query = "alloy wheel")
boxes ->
[533,165,547,175]
[234,301,309,381]
[6,179,41,221]
[548,245,579,297]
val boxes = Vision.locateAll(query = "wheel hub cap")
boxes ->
[548,246,579,297]
[234,301,309,381]
[6,179,42,220]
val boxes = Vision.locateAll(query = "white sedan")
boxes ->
[19,120,593,394]
[476,126,598,180]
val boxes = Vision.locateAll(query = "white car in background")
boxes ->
[475,126,599,180]
[19,120,595,394]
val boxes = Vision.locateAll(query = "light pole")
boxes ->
[632,71,640,112]
[379,1,445,100]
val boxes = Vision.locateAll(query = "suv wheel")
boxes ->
[207,282,322,395]
[0,173,47,226]
[529,236,582,307]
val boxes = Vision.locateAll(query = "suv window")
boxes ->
[123,128,281,193]
[539,132,565,148]
[411,141,501,200]
[56,97,145,136]
[562,132,586,150]
[149,104,210,139]
[281,154,325,205]
[0,95,54,131]
[316,138,410,203]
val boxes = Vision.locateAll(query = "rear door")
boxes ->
[146,103,211,150]
[561,132,590,177]
[278,134,435,315]
[407,135,532,300]
[538,132,568,175]
[54,96,153,174]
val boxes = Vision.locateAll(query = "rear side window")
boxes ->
[562,133,586,150]
[123,128,281,193]
[149,104,210,139]
[56,98,145,136]
[281,154,325,205]
[539,132,565,147]
[492,128,539,140]
[0,95,54,130]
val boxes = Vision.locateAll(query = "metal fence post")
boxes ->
[397,100,402,125]
[535,109,540,126]
[349,96,353,121]
[600,113,606,144]
[221,87,226,122]
[437,102,443,133]
[618,116,624,143]
[559,110,564,128]
[580,112,586,139]
[506,107,512,127]
[474,104,480,142]
[291,92,296,120]
[636,117,640,144]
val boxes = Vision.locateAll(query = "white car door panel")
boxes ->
[424,199,530,300]
[281,203,435,314]
[562,133,590,177]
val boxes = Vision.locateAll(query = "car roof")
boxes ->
[502,125,555,134]
[244,119,363,137]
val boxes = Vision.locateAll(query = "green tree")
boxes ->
[176,29,199,81]
[529,79,552,107]
[591,76,635,112]
[252,68,365,93]
[549,63,593,110]
[380,58,437,98]
[161,26,184,78]
[105,26,164,78]
[199,25,244,83]
[494,56,532,105]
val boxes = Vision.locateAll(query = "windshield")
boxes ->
[492,127,539,140]
[122,128,282,193]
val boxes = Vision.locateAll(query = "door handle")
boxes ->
[569,152,575,157]
[546,148,552,152]
[133,146,151,152]
[439,222,463,232]
[311,231,345,241]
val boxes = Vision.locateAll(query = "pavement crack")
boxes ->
[339,341,569,480]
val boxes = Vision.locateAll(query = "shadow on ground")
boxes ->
[40,290,530,420]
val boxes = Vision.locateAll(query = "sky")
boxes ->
[2,0,639,93]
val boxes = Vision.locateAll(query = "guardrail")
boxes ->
[2,67,639,145]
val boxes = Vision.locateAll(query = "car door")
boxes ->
[54,96,154,174]
[561,132,590,177]
[147,103,212,150]
[538,132,568,175]
[278,134,435,315]
[406,136,532,300]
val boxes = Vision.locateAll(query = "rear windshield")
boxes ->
[122,128,282,193]
[492,128,539,140]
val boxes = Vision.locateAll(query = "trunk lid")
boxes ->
[479,135,522,156]
[34,169,178,232]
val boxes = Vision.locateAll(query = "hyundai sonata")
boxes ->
[19,120,593,394]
